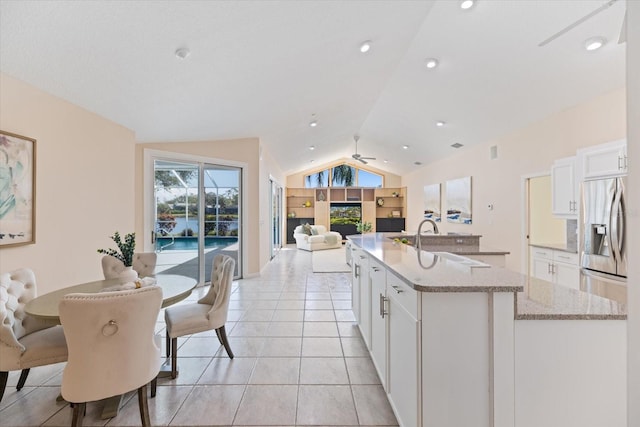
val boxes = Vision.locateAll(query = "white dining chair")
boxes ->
[101,252,157,279]
[59,286,162,427]
[0,268,68,402]
[164,254,235,378]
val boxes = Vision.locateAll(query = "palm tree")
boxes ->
[332,164,355,187]
[306,170,326,187]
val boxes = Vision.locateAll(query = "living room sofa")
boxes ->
[293,224,342,251]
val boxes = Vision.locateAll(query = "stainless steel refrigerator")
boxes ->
[580,176,627,304]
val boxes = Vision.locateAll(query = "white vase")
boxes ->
[119,266,138,283]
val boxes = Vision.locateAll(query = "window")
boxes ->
[305,169,329,188]
[357,169,383,187]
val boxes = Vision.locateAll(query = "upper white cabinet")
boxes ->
[579,139,627,179]
[551,156,578,218]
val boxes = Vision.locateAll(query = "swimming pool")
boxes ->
[155,236,238,251]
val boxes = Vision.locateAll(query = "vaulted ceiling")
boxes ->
[0,0,626,176]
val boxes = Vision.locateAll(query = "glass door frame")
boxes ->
[270,177,283,259]
[143,149,247,284]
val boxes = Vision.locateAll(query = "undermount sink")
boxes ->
[431,252,491,268]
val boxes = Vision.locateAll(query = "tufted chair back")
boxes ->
[0,269,55,349]
[133,253,157,278]
[101,253,157,279]
[198,255,235,328]
[1,268,68,401]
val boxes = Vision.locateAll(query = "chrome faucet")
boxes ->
[414,219,439,251]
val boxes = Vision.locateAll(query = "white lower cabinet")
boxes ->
[529,246,579,289]
[387,275,421,427]
[369,258,386,388]
[351,247,369,323]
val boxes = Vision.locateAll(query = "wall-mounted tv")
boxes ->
[329,203,361,225]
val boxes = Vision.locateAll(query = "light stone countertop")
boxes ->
[530,242,578,254]
[348,233,626,320]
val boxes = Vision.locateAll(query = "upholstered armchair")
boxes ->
[0,268,68,402]
[293,224,342,251]
[101,252,157,279]
[59,286,163,427]
[164,254,235,378]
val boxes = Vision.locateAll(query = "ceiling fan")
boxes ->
[351,135,376,164]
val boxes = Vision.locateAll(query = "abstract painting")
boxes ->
[423,183,441,222]
[0,131,36,247]
[446,176,472,224]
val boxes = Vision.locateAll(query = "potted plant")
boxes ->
[97,231,137,281]
[356,221,372,233]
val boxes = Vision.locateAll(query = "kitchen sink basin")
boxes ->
[431,251,490,268]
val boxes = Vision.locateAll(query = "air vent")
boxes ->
[451,143,464,149]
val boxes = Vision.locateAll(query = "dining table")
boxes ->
[24,273,197,420]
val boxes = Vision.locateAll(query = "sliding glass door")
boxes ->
[152,159,241,283]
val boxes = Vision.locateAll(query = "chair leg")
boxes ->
[138,384,151,427]
[16,368,30,391]
[150,376,157,398]
[171,337,178,379]
[0,371,8,402]
[71,402,86,427]
[217,325,234,359]
[165,330,170,358]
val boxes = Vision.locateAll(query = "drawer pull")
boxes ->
[359,255,366,259]
[379,293,387,318]
[391,285,404,294]
[371,266,380,272]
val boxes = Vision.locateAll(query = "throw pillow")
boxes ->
[310,226,319,236]
[302,223,312,235]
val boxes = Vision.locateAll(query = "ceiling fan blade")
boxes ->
[358,158,368,164]
[360,156,376,160]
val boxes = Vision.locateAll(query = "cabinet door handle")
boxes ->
[624,155,628,170]
[354,264,360,278]
[618,156,623,171]
[359,255,366,259]
[390,285,404,294]
[379,293,387,318]
[548,263,552,274]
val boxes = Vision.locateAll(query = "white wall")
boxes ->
[258,143,286,270]
[402,88,626,274]
[0,73,137,294]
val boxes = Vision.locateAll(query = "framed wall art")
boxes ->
[0,130,36,247]
[423,183,441,222]
[446,176,472,224]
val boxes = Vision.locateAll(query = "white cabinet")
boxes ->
[529,246,579,289]
[370,259,387,388]
[551,156,578,218]
[387,274,421,427]
[351,246,368,323]
[579,139,627,179]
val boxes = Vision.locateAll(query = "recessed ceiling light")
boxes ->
[310,160,315,163]
[403,145,409,150]
[309,120,318,127]
[414,161,423,166]
[383,160,389,164]
[460,0,475,10]
[175,47,190,60]
[451,142,464,149]
[309,146,315,150]
[425,58,439,69]
[584,36,607,51]
[360,40,372,53]
[436,121,446,127]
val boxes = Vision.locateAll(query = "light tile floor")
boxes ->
[0,247,398,427]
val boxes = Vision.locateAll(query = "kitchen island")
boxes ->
[348,233,626,427]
